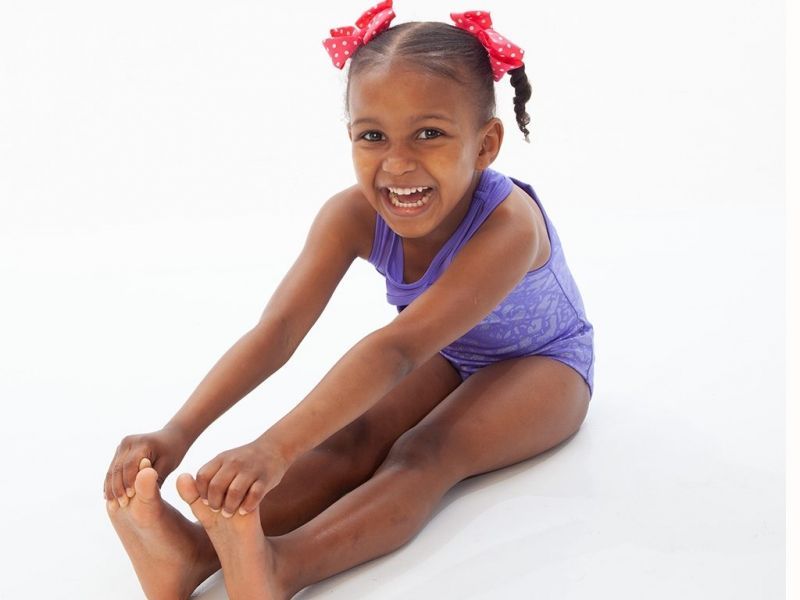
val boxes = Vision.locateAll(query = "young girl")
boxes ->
[104,2,595,598]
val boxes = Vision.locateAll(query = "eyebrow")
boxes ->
[350,114,455,127]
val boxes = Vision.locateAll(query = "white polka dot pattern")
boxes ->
[322,0,396,69]
[448,10,525,81]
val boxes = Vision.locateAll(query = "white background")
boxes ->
[0,1,789,598]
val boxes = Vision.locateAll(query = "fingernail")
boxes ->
[202,498,209,506]
[209,507,220,513]
[238,507,248,516]
[221,509,233,518]
[126,487,135,498]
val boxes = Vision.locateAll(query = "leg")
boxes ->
[184,355,589,599]
[271,355,590,596]
[106,352,461,599]
[256,351,463,536]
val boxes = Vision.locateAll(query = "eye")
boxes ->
[359,131,384,142]
[418,128,443,140]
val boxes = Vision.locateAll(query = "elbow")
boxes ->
[364,324,428,378]
[254,315,297,363]
[366,326,418,380]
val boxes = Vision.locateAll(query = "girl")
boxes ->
[104,2,595,598]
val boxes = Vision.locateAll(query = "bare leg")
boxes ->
[275,456,459,597]
[106,443,388,598]
[256,353,461,536]
[189,356,589,599]
[107,353,462,598]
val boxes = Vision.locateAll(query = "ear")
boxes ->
[474,117,504,170]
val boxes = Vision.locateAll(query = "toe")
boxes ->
[177,473,218,528]
[133,467,161,503]
[176,473,202,505]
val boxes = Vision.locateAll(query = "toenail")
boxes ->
[118,496,128,508]
[202,498,209,505]
[238,507,248,515]
[126,487,134,497]
[222,510,233,518]
[209,507,220,513]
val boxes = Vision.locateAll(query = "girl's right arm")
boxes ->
[104,186,368,504]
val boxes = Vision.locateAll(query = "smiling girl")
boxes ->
[104,2,595,598]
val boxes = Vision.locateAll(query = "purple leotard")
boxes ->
[367,167,595,399]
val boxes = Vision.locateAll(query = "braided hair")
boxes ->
[345,21,533,142]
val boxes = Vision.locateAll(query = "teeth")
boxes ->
[388,187,431,208]
[391,196,425,207]
[387,186,430,195]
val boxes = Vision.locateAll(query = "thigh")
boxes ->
[316,351,463,471]
[387,355,591,481]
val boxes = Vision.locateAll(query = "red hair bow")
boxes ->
[450,10,525,81]
[322,0,396,69]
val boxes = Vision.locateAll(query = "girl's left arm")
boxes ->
[212,190,540,516]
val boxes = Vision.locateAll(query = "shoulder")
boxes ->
[484,179,550,271]
[483,179,543,239]
[314,184,377,261]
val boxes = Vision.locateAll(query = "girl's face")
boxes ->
[347,61,502,242]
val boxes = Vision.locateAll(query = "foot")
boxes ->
[106,466,221,600]
[177,473,285,600]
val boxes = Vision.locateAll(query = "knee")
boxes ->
[382,425,444,471]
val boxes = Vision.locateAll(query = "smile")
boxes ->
[386,186,433,208]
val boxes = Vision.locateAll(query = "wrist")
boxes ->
[162,421,195,452]
[253,432,295,470]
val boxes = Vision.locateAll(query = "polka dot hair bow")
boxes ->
[450,10,525,81]
[322,0,396,69]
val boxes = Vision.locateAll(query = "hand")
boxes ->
[194,440,288,517]
[104,426,191,506]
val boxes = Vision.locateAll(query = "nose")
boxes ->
[381,154,417,176]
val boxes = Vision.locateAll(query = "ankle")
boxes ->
[269,536,304,599]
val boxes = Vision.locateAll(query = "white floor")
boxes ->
[0,202,784,599]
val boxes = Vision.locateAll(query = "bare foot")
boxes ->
[177,473,286,600]
[106,466,221,600]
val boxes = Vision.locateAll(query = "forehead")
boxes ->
[348,62,475,126]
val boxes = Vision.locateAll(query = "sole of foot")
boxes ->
[106,465,219,600]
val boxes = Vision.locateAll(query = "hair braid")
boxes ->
[509,65,533,142]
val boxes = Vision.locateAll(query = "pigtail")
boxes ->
[509,66,533,143]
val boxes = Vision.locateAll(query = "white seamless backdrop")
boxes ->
[0,1,786,598]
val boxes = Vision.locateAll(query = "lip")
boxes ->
[381,187,434,217]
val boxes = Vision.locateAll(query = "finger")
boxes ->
[111,458,128,507]
[104,468,113,500]
[205,465,237,511]
[105,446,122,500]
[195,457,223,505]
[221,473,254,518]
[121,451,140,498]
[112,439,134,505]
[237,480,268,516]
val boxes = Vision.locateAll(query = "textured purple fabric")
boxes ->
[367,168,595,398]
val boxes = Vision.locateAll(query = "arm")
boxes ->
[259,187,540,466]
[104,187,367,503]
[165,188,366,446]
